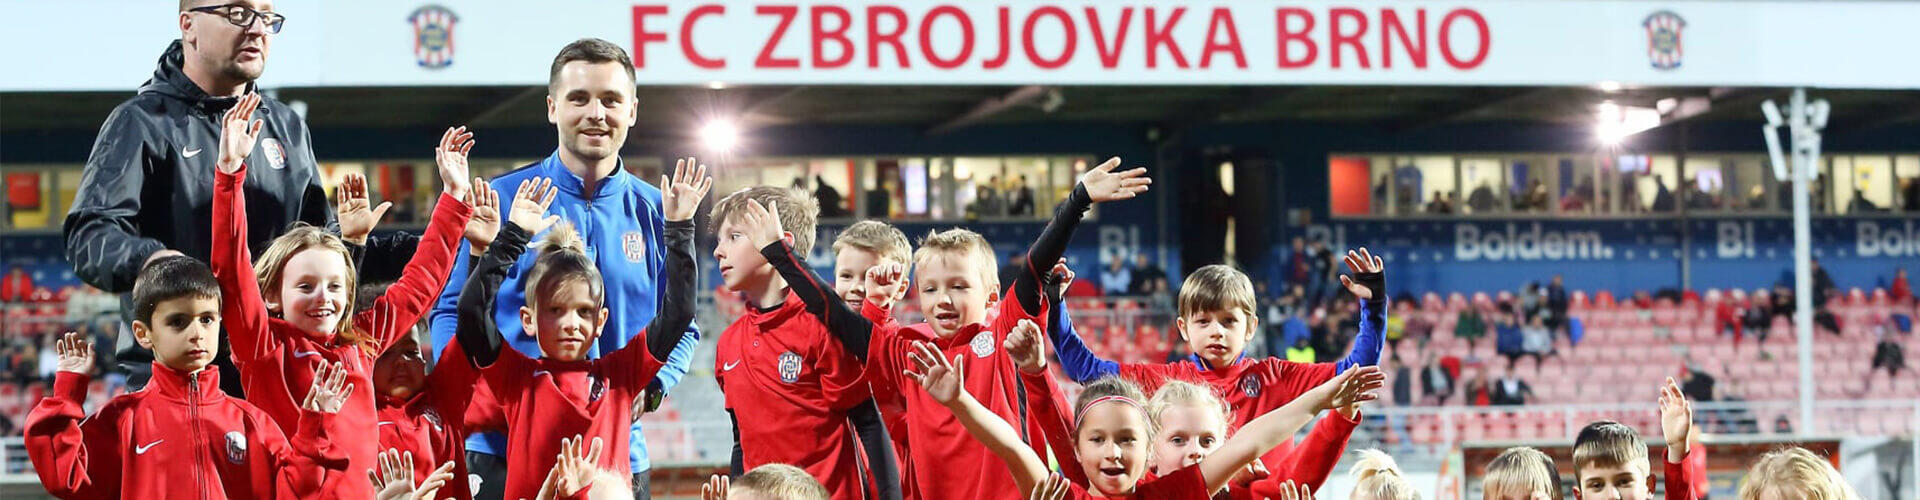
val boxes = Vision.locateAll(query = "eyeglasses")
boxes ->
[187,4,286,34]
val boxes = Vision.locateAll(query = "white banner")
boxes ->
[5,0,1919,91]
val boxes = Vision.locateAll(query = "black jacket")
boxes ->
[63,41,416,373]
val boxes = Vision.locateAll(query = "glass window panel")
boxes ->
[1460,158,1503,214]
[1897,155,1919,212]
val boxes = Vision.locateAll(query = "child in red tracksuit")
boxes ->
[917,318,1385,499]
[708,188,899,500]
[26,256,353,499]
[751,158,1151,500]
[1567,378,1700,500]
[454,164,707,500]
[210,99,475,500]
[372,181,503,500]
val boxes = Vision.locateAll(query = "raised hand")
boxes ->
[411,461,456,500]
[1338,248,1385,300]
[507,177,561,236]
[905,341,965,406]
[1079,157,1151,203]
[1028,473,1069,500]
[550,435,604,498]
[1003,319,1047,375]
[1660,377,1694,461]
[463,180,500,254]
[864,261,908,308]
[1048,259,1075,299]
[369,449,416,500]
[1271,479,1314,500]
[1309,366,1383,413]
[701,474,730,500]
[661,157,714,223]
[336,173,392,245]
[217,93,264,174]
[736,199,787,250]
[301,360,354,414]
[1228,460,1270,487]
[436,126,475,200]
[54,332,94,375]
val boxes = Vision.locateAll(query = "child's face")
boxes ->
[1575,462,1651,500]
[373,335,428,399]
[915,251,995,338]
[833,247,891,305]
[1076,403,1152,496]
[134,296,222,372]
[714,218,778,294]
[1178,308,1255,369]
[272,248,350,338]
[521,280,609,361]
[1150,404,1226,475]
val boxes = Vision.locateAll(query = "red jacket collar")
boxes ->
[146,362,224,403]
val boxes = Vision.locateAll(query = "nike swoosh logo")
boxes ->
[183,148,202,158]
[293,351,323,359]
[135,440,163,454]
[723,361,741,371]
[378,422,396,426]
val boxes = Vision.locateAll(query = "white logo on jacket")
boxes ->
[623,231,647,263]
[778,351,803,383]
[224,431,248,464]
[260,138,287,170]
[971,332,995,358]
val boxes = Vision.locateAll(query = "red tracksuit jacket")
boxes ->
[211,166,470,499]
[715,291,871,500]
[25,365,349,499]
[1118,359,1338,472]
[375,341,480,500]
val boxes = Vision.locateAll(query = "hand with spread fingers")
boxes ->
[1338,247,1385,300]
[336,173,392,245]
[1079,157,1152,202]
[736,198,788,250]
[300,360,353,413]
[435,126,475,200]
[507,177,562,236]
[217,93,264,174]
[701,474,730,500]
[369,449,415,500]
[906,341,966,407]
[1027,473,1069,500]
[54,332,94,375]
[1660,376,1695,462]
[661,157,715,223]
[463,181,501,255]
[864,262,909,309]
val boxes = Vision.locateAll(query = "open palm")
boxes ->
[1079,157,1152,202]
[661,157,714,222]
[906,341,964,405]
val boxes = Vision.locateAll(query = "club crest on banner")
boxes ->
[1643,10,1685,70]
[409,5,459,69]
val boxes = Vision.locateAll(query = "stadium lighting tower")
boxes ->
[1759,88,1829,431]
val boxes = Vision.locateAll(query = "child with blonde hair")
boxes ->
[1483,446,1562,500]
[1349,449,1420,500]
[1736,447,1858,500]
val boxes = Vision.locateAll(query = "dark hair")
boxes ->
[133,255,221,324]
[549,38,636,90]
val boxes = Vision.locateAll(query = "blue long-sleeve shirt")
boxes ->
[1049,296,1385,382]
[426,151,700,472]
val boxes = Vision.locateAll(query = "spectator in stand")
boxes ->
[1288,237,1309,291]
[1743,291,1775,359]
[1426,190,1454,214]
[1495,304,1525,371]
[1715,293,1744,348]
[1456,305,1488,349]
[0,264,31,303]
[1420,351,1454,405]
[1892,267,1910,304]
[1546,275,1570,335]
[1284,336,1315,364]
[1402,303,1434,348]
[1384,302,1407,353]
[1128,252,1167,296]
[1811,259,1837,306]
[1008,175,1035,216]
[1520,282,1543,321]
[1770,285,1794,321]
[1867,324,1905,393]
[1631,290,1655,310]
[1099,253,1132,296]
[1468,182,1498,213]
[1520,315,1553,370]
[1680,364,1716,403]
[1389,354,1414,408]
[1905,177,1920,211]
[1307,241,1337,306]
[1463,367,1492,407]
[1489,366,1533,406]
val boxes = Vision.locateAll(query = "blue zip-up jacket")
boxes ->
[1049,294,1384,382]
[428,151,700,472]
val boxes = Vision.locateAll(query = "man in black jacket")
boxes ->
[63,1,414,394]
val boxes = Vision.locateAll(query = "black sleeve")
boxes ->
[62,106,165,293]
[644,220,698,363]
[1013,184,1094,314]
[847,399,902,500]
[360,232,423,284]
[343,240,367,282]
[456,223,532,367]
[761,240,876,360]
[728,410,746,477]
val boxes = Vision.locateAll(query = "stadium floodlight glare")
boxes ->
[1597,81,1622,92]
[700,119,739,152]
[1595,101,1659,146]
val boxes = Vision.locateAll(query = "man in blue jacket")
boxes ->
[427,38,698,500]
